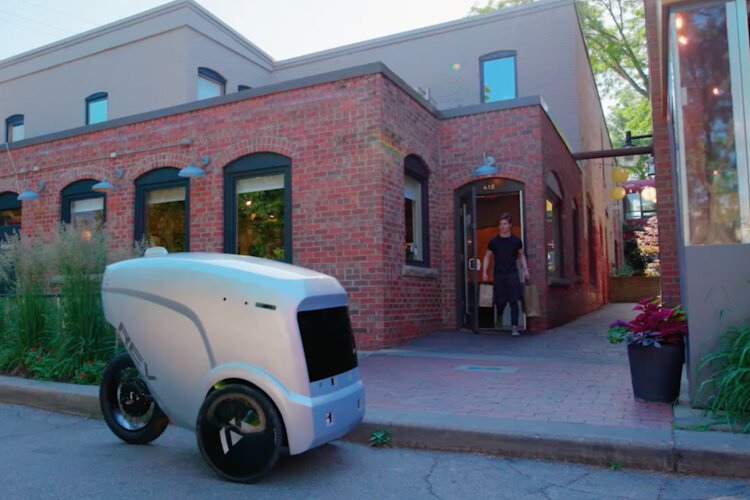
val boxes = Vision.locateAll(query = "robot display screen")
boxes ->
[297,306,358,382]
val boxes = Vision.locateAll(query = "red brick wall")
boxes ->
[644,0,681,305]
[0,71,610,349]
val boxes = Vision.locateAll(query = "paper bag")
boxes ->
[479,284,494,308]
[522,283,541,317]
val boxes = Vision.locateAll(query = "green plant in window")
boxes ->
[237,189,285,260]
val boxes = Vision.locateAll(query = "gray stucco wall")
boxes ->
[0,1,273,140]
[683,245,750,405]
[272,0,584,150]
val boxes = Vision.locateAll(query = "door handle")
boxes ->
[467,258,481,271]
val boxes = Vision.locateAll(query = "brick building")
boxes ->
[1,0,616,349]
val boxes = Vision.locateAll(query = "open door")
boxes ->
[457,179,525,332]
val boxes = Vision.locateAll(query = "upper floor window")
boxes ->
[480,51,517,103]
[5,114,24,143]
[61,179,105,226]
[198,67,226,100]
[404,155,430,266]
[86,92,108,125]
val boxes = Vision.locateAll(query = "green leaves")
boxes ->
[369,428,393,448]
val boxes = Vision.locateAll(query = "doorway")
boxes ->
[456,178,525,332]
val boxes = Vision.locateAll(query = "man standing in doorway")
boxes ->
[481,213,530,336]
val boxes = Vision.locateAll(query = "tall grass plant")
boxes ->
[698,323,750,432]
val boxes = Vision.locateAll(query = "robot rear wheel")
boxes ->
[99,353,169,444]
[196,384,284,483]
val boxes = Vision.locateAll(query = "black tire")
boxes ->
[99,353,169,444]
[196,384,284,483]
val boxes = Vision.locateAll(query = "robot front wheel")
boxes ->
[99,353,170,444]
[196,384,285,483]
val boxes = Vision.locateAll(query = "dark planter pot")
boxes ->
[627,342,685,403]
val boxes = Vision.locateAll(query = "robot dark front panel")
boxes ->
[297,306,358,382]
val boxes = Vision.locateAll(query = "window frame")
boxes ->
[479,50,518,103]
[404,155,430,267]
[0,191,21,240]
[572,202,580,277]
[61,179,106,225]
[197,67,226,99]
[587,202,596,287]
[85,92,108,125]
[5,114,24,143]
[223,153,292,262]
[134,167,190,251]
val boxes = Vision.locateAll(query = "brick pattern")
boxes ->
[0,72,610,349]
[644,0,681,305]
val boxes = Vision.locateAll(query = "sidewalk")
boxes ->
[1,303,749,478]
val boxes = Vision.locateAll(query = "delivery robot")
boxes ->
[99,249,365,483]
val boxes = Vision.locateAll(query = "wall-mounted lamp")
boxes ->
[17,180,46,201]
[92,167,125,193]
[179,155,210,178]
[472,155,497,176]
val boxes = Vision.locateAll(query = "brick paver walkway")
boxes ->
[359,304,674,430]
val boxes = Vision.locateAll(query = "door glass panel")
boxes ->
[145,187,186,252]
[236,174,285,259]
[674,4,741,244]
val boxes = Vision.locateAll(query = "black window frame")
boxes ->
[134,167,190,251]
[85,92,108,125]
[479,50,518,103]
[5,114,24,143]
[223,153,292,262]
[198,67,226,99]
[404,155,430,267]
[587,203,596,287]
[61,179,106,224]
[572,202,581,277]
[0,191,21,240]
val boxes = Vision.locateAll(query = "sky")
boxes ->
[0,0,483,62]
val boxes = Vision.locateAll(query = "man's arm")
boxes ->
[482,249,493,282]
[517,248,530,281]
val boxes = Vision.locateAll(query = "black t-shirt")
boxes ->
[488,235,523,275]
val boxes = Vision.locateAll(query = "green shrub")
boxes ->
[698,323,750,432]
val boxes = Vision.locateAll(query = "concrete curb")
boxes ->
[2,375,749,478]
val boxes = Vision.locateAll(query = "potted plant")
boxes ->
[608,297,688,403]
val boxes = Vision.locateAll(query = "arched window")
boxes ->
[135,168,189,252]
[224,153,291,261]
[545,172,564,278]
[61,179,105,225]
[197,67,226,100]
[404,155,430,266]
[85,92,108,125]
[0,191,21,240]
[5,114,24,143]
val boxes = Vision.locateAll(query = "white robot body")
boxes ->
[102,252,364,455]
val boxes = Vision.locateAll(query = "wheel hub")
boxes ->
[119,380,152,417]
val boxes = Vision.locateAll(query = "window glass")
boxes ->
[482,55,516,102]
[9,122,24,142]
[145,186,186,252]
[404,174,423,262]
[71,197,104,225]
[673,4,742,244]
[235,174,285,260]
[545,197,562,277]
[87,96,107,125]
[625,193,642,219]
[198,76,222,100]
